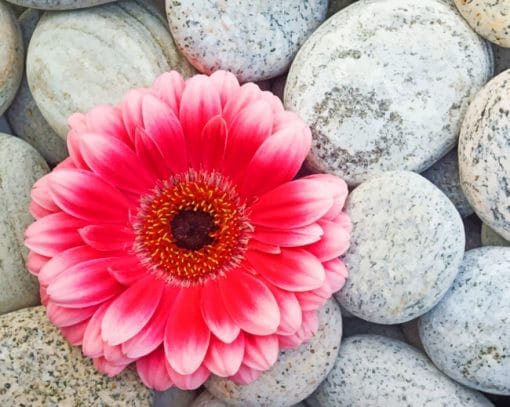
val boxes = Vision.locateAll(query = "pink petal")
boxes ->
[48,169,132,223]
[229,363,262,385]
[102,276,165,346]
[31,175,59,212]
[243,334,279,371]
[85,105,131,145]
[60,319,89,346]
[305,219,350,261]
[67,130,89,170]
[295,290,328,312]
[324,258,348,293]
[204,333,245,377]
[68,112,86,133]
[210,70,240,108]
[247,240,281,254]
[46,301,97,327]
[79,224,134,252]
[252,223,323,247]
[29,201,54,219]
[27,251,50,276]
[136,347,173,391]
[201,280,240,344]
[200,115,228,171]
[278,311,319,350]
[105,256,148,286]
[222,83,260,125]
[266,284,302,336]
[40,285,49,306]
[153,71,185,114]
[246,248,325,292]
[249,179,334,229]
[103,343,135,366]
[122,89,148,143]
[219,270,280,336]
[25,212,85,257]
[93,357,128,377]
[303,174,349,220]
[83,301,111,358]
[167,363,210,390]
[134,127,170,180]
[165,286,210,375]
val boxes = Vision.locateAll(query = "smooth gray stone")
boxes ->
[5,0,117,10]
[481,223,510,247]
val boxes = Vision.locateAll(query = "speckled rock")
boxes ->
[0,133,48,315]
[481,223,510,247]
[401,319,425,352]
[285,0,493,186]
[459,70,510,241]
[419,247,510,395]
[343,317,405,341]
[205,299,342,407]
[494,45,510,74]
[5,0,117,10]
[422,148,473,217]
[336,171,465,324]
[27,0,195,139]
[463,214,482,250]
[166,0,328,82]
[153,387,198,407]
[0,2,23,116]
[454,0,510,47]
[327,0,356,17]
[0,306,152,404]
[7,9,67,166]
[310,335,493,406]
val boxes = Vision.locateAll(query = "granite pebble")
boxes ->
[419,247,510,395]
[285,0,493,186]
[458,70,510,240]
[0,133,48,315]
[205,299,342,407]
[166,0,328,82]
[336,171,465,324]
[310,335,493,406]
[481,223,510,247]
[5,0,117,10]
[27,0,195,138]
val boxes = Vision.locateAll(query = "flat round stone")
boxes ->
[454,0,510,47]
[0,2,23,116]
[166,0,328,82]
[5,0,117,10]
[285,0,493,186]
[459,70,510,240]
[419,247,510,395]
[27,0,195,138]
[481,223,510,247]
[311,335,492,406]
[336,171,465,324]
[205,300,342,407]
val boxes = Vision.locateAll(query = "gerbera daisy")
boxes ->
[24,70,351,390]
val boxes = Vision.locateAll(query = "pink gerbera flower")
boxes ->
[24,71,351,390]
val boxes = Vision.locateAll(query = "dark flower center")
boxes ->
[170,210,217,251]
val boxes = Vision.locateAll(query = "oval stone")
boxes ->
[419,247,510,395]
[336,171,465,324]
[311,335,492,406]
[27,0,195,138]
[285,0,493,186]
[5,0,117,10]
[205,299,342,407]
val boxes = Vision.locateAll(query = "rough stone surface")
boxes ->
[5,0,117,10]
[419,247,510,395]
[463,214,482,251]
[342,317,405,341]
[166,0,328,82]
[422,148,473,217]
[7,9,67,166]
[311,335,493,406]
[0,133,48,315]
[27,0,195,138]
[0,2,23,116]
[0,306,152,404]
[481,223,510,247]
[285,0,493,186]
[454,0,510,47]
[205,300,342,407]
[459,70,510,240]
[336,171,465,324]
[153,388,198,407]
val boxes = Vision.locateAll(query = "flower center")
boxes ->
[133,170,251,285]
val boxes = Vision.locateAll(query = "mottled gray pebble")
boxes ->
[0,2,23,116]
[481,223,510,247]
[7,9,67,166]
[336,171,465,324]
[459,70,510,240]
[153,387,198,407]
[166,0,328,82]
[27,0,195,138]
[5,0,117,10]
[419,247,510,395]
[464,214,482,251]
[343,317,405,341]
[310,335,492,406]
[0,133,48,315]
[0,306,152,404]
[285,0,493,186]
[205,300,342,407]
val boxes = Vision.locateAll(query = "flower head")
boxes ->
[25,71,351,390]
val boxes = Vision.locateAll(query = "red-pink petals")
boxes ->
[136,347,173,391]
[94,357,128,377]
[253,223,323,247]
[200,115,228,171]
[152,71,185,114]
[267,284,302,336]
[229,363,262,385]
[26,251,50,276]
[82,302,111,358]
[305,218,351,261]
[79,224,134,252]
[60,319,89,346]
[204,333,245,377]
[46,301,97,327]
[243,334,279,371]
[167,363,210,390]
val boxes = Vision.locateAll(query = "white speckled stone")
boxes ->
[285,0,493,186]
[421,148,473,217]
[27,0,195,139]
[0,2,23,116]
[481,223,510,247]
[336,171,465,324]
[311,335,493,406]
[0,306,152,404]
[205,299,342,407]
[454,0,510,47]
[7,9,67,166]
[419,247,510,395]
[166,0,328,82]
[5,0,117,10]
[459,70,510,241]
[0,133,49,315]
[343,317,405,341]
[153,387,198,407]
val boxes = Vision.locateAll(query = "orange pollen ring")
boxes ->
[132,170,252,286]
